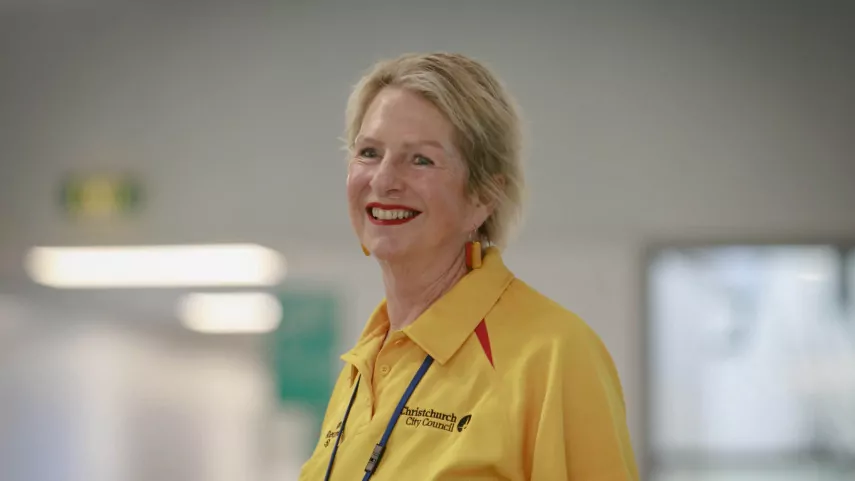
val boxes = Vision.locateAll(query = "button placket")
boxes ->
[373,333,409,399]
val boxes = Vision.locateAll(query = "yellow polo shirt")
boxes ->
[298,248,638,481]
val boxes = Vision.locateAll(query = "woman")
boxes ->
[298,52,638,481]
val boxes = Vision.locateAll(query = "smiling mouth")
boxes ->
[366,204,422,225]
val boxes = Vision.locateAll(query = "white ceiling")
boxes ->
[1,0,853,269]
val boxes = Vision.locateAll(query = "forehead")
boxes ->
[358,87,455,147]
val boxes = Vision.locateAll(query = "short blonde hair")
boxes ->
[345,52,525,249]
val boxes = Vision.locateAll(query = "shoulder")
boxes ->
[491,277,608,355]
[488,277,623,391]
[491,279,638,480]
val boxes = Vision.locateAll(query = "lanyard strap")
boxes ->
[323,376,361,481]
[323,354,434,481]
[363,355,433,480]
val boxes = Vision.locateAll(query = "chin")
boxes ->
[366,238,415,262]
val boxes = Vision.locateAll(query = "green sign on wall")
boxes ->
[270,288,341,437]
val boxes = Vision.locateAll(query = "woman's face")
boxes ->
[347,87,489,263]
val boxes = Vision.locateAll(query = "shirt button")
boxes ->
[379,365,391,376]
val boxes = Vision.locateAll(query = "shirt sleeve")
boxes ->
[525,326,639,481]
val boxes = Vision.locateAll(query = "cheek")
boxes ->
[345,175,366,234]
[346,165,369,208]
[422,182,473,231]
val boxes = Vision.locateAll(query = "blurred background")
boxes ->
[0,0,853,480]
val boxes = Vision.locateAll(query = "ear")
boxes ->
[466,174,505,234]
[471,202,491,231]
[476,174,505,216]
[466,192,493,233]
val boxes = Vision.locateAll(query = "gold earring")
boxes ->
[465,229,482,269]
[361,244,370,256]
[465,240,482,269]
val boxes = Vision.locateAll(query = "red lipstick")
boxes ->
[366,202,422,226]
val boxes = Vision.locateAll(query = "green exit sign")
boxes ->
[60,173,143,220]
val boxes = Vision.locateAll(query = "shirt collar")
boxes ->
[341,301,390,385]
[341,247,514,383]
[404,247,514,365]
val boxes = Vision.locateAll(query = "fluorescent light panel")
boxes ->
[178,292,282,334]
[25,244,286,288]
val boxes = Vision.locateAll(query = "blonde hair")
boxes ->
[344,52,525,249]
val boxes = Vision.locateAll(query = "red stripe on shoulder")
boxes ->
[474,319,494,368]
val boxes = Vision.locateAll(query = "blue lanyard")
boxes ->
[323,354,434,481]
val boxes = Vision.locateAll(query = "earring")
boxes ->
[361,244,370,256]
[465,239,482,269]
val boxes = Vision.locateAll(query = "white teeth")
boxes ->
[371,208,418,220]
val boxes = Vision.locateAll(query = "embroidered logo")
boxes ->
[457,414,472,432]
[322,421,343,448]
[402,406,472,433]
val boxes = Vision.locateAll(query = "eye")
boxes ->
[357,147,379,159]
[413,154,434,166]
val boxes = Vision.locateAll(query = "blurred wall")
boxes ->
[1,0,854,477]
[0,296,275,481]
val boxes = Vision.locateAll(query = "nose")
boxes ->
[370,154,404,196]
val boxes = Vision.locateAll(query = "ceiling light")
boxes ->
[25,244,286,288]
[178,292,282,334]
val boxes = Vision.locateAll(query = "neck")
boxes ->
[380,246,469,332]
